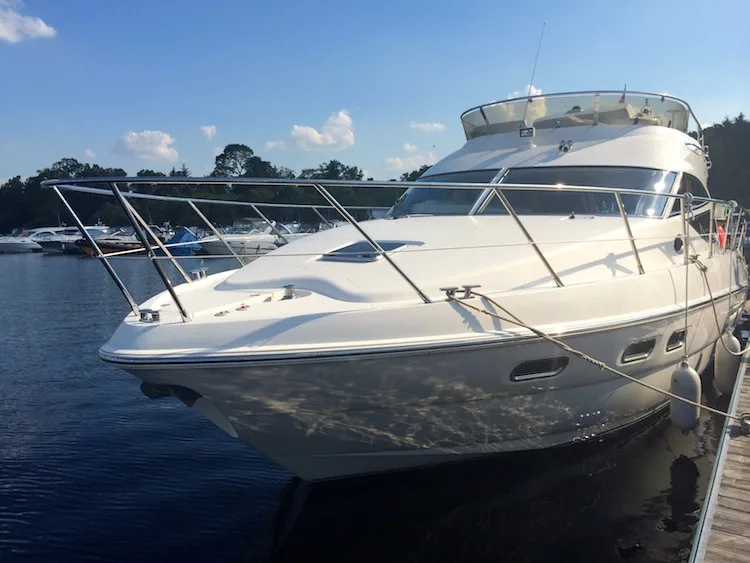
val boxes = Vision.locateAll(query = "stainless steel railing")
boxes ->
[42,176,746,322]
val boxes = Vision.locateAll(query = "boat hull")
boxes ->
[77,239,144,256]
[0,240,42,253]
[106,290,742,481]
[198,238,278,261]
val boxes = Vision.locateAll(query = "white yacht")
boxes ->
[0,227,67,253]
[36,225,110,254]
[46,91,749,482]
[197,222,328,261]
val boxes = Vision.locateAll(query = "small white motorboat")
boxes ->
[0,227,67,253]
[36,225,110,254]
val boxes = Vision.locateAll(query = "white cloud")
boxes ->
[403,142,418,152]
[385,152,437,170]
[410,121,445,133]
[362,169,371,179]
[265,140,286,151]
[200,125,217,140]
[0,3,56,44]
[291,110,354,150]
[213,146,223,156]
[114,130,178,162]
[702,122,714,129]
[507,84,543,99]
[502,85,546,123]
[83,148,96,158]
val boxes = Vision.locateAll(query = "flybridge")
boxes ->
[460,90,702,142]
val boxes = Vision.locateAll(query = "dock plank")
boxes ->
[692,353,750,563]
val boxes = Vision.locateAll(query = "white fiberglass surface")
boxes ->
[217,213,693,303]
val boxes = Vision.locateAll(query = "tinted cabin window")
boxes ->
[480,166,676,217]
[388,169,500,218]
[671,173,712,240]
[671,173,710,214]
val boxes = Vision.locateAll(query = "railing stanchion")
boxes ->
[51,185,141,317]
[311,206,333,227]
[491,187,564,287]
[187,200,244,267]
[248,202,288,244]
[709,201,715,258]
[731,204,742,251]
[312,183,432,304]
[110,183,191,322]
[123,200,192,284]
[615,191,645,275]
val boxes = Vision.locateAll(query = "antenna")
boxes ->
[521,22,546,124]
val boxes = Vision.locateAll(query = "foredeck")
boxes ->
[690,348,750,562]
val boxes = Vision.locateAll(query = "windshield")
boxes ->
[461,92,692,140]
[388,166,676,218]
[484,167,676,217]
[387,169,500,218]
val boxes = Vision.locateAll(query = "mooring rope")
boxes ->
[692,254,750,358]
[447,290,748,425]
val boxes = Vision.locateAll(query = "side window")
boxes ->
[680,174,712,240]
[670,173,710,216]
[684,174,710,208]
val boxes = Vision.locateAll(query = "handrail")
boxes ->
[490,186,563,287]
[312,183,432,304]
[50,185,141,317]
[42,177,727,205]
[614,192,645,275]
[42,182,390,210]
[46,176,744,324]
[187,200,244,267]
[110,183,191,322]
[124,199,192,284]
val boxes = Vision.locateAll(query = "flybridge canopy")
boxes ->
[461,91,701,142]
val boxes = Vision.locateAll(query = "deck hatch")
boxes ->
[320,240,420,263]
[510,357,569,382]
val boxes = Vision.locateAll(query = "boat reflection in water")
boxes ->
[136,358,730,563]
[261,400,724,563]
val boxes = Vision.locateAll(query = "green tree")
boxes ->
[298,159,363,181]
[211,144,278,178]
[399,165,431,182]
[136,169,167,177]
[169,164,191,177]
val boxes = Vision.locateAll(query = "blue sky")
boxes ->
[1,0,748,182]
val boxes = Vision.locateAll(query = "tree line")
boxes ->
[0,144,428,232]
[0,115,747,233]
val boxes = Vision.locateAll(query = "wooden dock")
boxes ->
[690,352,750,562]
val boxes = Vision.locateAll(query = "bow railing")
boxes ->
[41,176,746,322]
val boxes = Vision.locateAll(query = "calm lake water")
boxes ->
[0,253,736,562]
